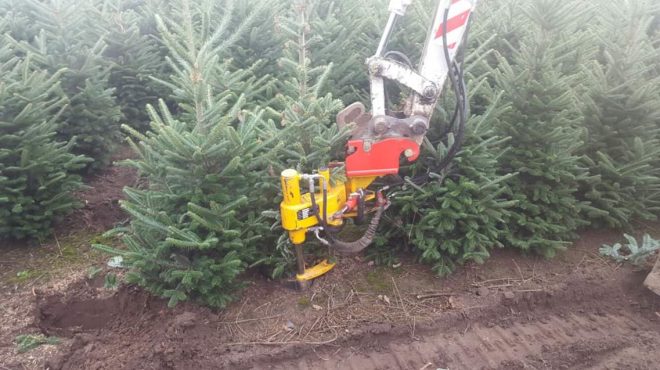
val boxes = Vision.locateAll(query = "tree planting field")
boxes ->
[1,0,660,368]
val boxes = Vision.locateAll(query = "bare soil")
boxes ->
[1,147,660,370]
[1,229,658,370]
[58,145,137,233]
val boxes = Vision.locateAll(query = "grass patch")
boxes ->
[15,334,60,353]
[1,230,115,287]
[364,267,394,293]
[297,296,311,308]
[13,270,36,283]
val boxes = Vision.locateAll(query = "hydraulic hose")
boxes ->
[308,177,385,254]
[327,201,385,254]
[435,6,468,171]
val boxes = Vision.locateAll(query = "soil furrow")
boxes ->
[243,308,660,370]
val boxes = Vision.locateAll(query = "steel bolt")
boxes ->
[422,85,437,99]
[373,117,388,134]
[411,119,428,135]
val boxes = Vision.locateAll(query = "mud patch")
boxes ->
[58,145,137,233]
[37,283,156,337]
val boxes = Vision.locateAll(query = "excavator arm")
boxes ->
[280,0,478,286]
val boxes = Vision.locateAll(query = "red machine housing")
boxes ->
[345,138,420,177]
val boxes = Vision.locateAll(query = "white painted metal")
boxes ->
[388,0,413,15]
[375,12,398,57]
[412,0,476,116]
[368,0,477,122]
[367,57,436,97]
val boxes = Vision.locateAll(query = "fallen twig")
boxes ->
[303,315,324,340]
[415,292,453,299]
[512,259,526,281]
[392,278,407,314]
[392,277,416,338]
[218,313,282,324]
[588,251,615,271]
[312,346,330,361]
[54,233,63,257]
[471,277,516,286]
[572,254,587,272]
[477,283,514,289]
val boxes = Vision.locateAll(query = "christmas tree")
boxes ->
[578,0,660,228]
[367,0,516,272]
[304,0,382,104]
[265,0,347,172]
[491,0,591,257]
[0,43,89,240]
[254,0,361,277]
[7,0,123,171]
[95,0,280,307]
[0,0,40,42]
[94,0,171,132]
[381,87,516,275]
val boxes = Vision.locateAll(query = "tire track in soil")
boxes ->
[250,311,660,370]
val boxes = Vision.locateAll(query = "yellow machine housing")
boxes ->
[280,168,376,283]
[280,168,345,245]
[280,169,376,244]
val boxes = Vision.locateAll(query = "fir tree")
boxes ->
[150,0,276,123]
[491,0,591,256]
[362,1,513,271]
[0,0,40,42]
[380,88,515,275]
[265,0,347,172]
[306,0,381,103]
[254,0,357,278]
[7,0,123,171]
[94,0,170,132]
[228,0,286,83]
[578,0,660,228]
[0,45,89,240]
[96,0,279,308]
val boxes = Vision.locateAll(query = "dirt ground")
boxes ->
[2,149,660,370]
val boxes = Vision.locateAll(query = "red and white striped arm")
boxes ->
[413,0,477,117]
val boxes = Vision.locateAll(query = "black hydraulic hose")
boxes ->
[440,97,460,137]
[308,177,323,226]
[440,19,469,139]
[443,61,467,136]
[328,202,385,254]
[322,179,384,254]
[322,177,328,229]
[307,176,384,254]
[435,6,468,171]
[384,50,414,68]
[441,19,469,138]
